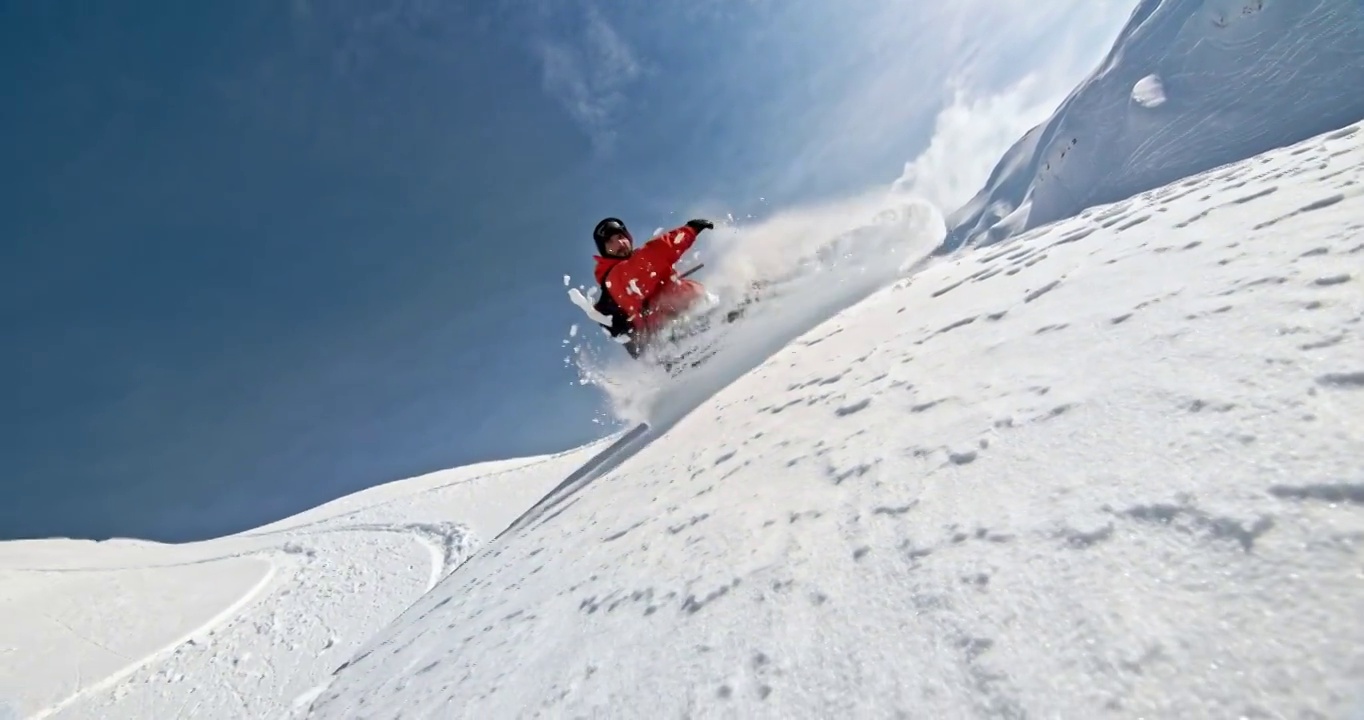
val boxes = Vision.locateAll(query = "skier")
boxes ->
[591,216,714,357]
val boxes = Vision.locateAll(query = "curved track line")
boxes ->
[407,534,445,593]
[27,559,279,720]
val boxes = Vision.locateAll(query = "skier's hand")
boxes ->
[685,218,714,233]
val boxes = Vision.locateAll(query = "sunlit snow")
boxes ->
[4,117,1361,720]
[944,0,1364,251]
[5,1,1364,716]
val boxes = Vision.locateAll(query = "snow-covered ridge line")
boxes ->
[942,0,1364,252]
[5,104,1363,720]
[303,120,1364,719]
[3,118,1362,720]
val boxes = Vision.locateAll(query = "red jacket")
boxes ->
[594,224,704,336]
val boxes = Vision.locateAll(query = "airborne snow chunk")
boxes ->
[1131,74,1166,108]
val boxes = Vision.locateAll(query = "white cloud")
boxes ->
[535,5,643,153]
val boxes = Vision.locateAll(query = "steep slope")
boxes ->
[943,0,1364,252]
[302,123,1364,718]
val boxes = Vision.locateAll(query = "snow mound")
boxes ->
[303,122,1364,719]
[942,0,1364,252]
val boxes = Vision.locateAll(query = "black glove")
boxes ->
[685,218,714,232]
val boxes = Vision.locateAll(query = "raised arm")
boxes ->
[602,223,706,320]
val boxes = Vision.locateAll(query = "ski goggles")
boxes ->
[593,218,631,242]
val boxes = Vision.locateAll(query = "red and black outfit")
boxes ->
[591,218,709,357]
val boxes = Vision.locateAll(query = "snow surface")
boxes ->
[5,60,1364,720]
[943,0,1364,252]
[277,121,1361,717]
[0,443,609,719]
[4,122,1364,720]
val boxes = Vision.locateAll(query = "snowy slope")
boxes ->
[5,127,1361,720]
[298,123,1364,718]
[0,442,608,719]
[943,0,1364,252]
[570,196,943,429]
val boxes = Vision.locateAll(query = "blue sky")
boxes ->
[1,0,1132,542]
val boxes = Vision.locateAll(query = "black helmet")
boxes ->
[593,217,631,255]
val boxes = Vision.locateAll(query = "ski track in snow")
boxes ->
[1,124,1361,719]
[0,444,610,719]
[300,121,1364,719]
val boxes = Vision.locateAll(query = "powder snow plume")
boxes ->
[566,190,945,429]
